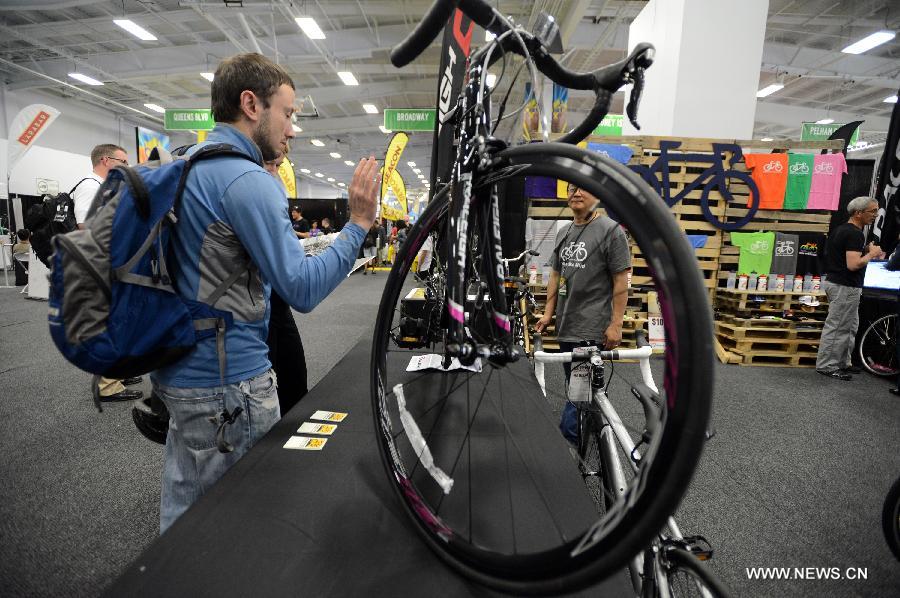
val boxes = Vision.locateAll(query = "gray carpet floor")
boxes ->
[1,273,898,597]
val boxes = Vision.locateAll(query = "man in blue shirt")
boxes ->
[151,53,379,532]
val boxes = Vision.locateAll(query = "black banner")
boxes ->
[871,87,900,253]
[429,8,473,195]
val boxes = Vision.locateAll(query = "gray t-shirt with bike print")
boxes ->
[550,214,631,343]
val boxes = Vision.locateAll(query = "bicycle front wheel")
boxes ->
[371,143,714,594]
[664,548,730,598]
[859,314,900,377]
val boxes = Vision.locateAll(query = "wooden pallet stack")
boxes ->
[713,290,827,367]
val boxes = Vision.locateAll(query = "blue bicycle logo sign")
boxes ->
[628,140,761,231]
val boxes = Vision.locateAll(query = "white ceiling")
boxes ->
[0,0,897,195]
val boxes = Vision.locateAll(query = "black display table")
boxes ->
[104,339,629,597]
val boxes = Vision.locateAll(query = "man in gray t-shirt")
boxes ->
[535,183,631,443]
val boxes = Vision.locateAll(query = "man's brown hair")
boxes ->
[90,144,126,166]
[211,53,295,123]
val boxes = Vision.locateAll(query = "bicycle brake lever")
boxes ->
[626,66,645,130]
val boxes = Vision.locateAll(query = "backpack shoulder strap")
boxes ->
[68,177,93,196]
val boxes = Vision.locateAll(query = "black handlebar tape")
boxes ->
[635,329,649,349]
[557,89,611,145]
[390,0,460,67]
[459,0,503,31]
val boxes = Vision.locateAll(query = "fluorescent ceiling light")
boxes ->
[841,30,895,54]
[338,71,359,86]
[344,160,355,166]
[362,103,379,114]
[379,125,391,134]
[200,72,214,82]
[413,168,421,174]
[486,73,497,88]
[143,103,165,113]
[327,177,335,182]
[815,118,834,124]
[310,139,325,147]
[885,95,899,104]
[295,17,326,40]
[300,168,311,173]
[330,152,342,159]
[338,182,346,187]
[113,19,157,41]
[407,161,416,167]
[756,84,784,98]
[68,72,103,86]
[292,124,303,133]
[315,172,324,178]
[761,137,773,141]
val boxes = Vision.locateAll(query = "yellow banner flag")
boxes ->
[278,158,297,197]
[381,132,409,219]
[381,167,407,221]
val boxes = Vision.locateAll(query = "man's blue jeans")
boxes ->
[154,369,280,534]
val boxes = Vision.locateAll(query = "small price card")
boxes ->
[310,410,348,422]
[283,436,328,451]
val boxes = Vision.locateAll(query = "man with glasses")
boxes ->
[535,183,631,444]
[71,143,143,403]
[816,196,884,380]
[72,144,129,230]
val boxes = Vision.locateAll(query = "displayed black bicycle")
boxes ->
[370,0,714,594]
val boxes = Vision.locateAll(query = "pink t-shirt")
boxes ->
[806,153,847,210]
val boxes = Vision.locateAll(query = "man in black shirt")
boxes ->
[816,196,883,380]
[290,206,310,239]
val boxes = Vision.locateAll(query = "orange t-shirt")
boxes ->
[744,153,788,210]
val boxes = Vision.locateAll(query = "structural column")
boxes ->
[624,0,769,139]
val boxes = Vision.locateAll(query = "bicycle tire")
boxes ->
[664,547,731,598]
[371,143,714,594]
[883,476,900,561]
[858,314,900,377]
[701,170,758,231]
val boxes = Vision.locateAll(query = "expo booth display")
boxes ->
[522,133,865,368]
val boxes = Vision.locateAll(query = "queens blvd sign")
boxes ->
[164,109,214,131]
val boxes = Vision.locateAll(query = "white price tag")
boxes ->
[567,363,591,402]
[283,436,328,450]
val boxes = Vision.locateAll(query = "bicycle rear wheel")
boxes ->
[371,143,714,594]
[859,314,900,377]
[664,548,731,598]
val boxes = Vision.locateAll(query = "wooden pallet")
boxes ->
[733,351,818,368]
[715,321,822,341]
[716,333,819,354]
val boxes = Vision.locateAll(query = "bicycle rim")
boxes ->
[859,314,899,377]
[371,143,714,594]
[665,548,730,598]
[883,477,900,561]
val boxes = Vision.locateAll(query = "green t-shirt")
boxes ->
[730,231,775,275]
[783,153,814,210]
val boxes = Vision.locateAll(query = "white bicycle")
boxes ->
[532,331,730,598]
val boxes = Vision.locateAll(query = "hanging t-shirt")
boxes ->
[806,153,847,210]
[796,232,826,276]
[744,153,788,210]
[730,231,775,275]
[770,233,799,277]
[686,234,708,251]
[783,154,814,210]
[587,142,634,165]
